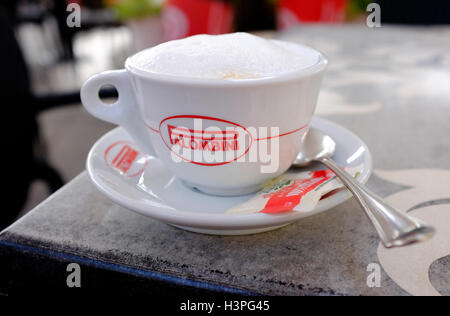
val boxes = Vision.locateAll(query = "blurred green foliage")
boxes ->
[347,0,373,20]
[105,0,373,22]
[267,0,373,21]
[104,0,164,20]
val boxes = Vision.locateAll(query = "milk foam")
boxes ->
[128,33,320,79]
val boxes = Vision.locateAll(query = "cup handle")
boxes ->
[81,69,156,156]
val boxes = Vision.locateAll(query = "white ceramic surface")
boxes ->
[80,38,327,196]
[87,117,373,235]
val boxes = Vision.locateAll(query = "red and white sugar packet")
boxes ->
[226,165,363,215]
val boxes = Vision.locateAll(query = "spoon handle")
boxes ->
[319,157,435,248]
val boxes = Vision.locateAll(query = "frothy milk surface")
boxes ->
[128,33,320,79]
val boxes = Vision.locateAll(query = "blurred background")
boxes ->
[1,0,449,229]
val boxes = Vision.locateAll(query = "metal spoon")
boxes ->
[293,128,435,248]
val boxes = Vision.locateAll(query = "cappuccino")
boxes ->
[128,32,320,80]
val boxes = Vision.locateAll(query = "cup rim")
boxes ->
[124,41,328,87]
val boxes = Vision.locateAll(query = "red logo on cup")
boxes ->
[159,115,252,166]
[104,141,149,177]
[168,124,239,152]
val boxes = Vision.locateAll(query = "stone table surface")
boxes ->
[2,25,450,296]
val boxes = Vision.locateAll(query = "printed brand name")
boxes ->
[104,141,149,177]
[168,124,239,152]
[159,115,252,166]
[111,144,138,173]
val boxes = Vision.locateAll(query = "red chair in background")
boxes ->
[163,0,234,40]
[278,0,348,29]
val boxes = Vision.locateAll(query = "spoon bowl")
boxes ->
[293,128,336,167]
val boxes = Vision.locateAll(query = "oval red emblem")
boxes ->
[104,141,149,177]
[159,115,253,166]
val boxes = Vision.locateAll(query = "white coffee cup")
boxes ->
[81,39,327,196]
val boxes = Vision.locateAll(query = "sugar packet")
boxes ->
[226,165,363,215]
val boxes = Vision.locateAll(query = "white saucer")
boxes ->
[86,117,372,235]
